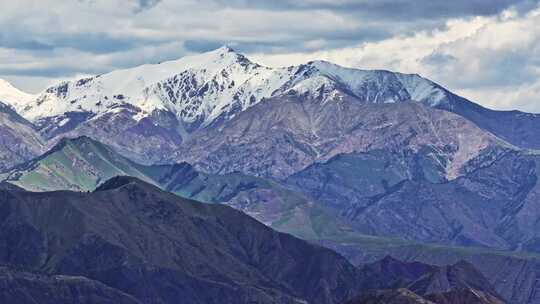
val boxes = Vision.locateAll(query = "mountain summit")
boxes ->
[0,78,36,112]
[13,47,449,130]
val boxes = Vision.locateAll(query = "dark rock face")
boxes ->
[359,257,498,297]
[358,256,438,290]
[288,146,540,251]
[0,266,141,304]
[0,102,44,172]
[424,288,504,304]
[344,289,435,304]
[345,258,503,304]
[407,261,499,298]
[0,182,25,191]
[0,177,365,304]
[326,239,540,304]
[344,288,503,304]
[439,94,540,150]
[286,148,452,210]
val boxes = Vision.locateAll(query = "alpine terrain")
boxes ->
[1,46,540,303]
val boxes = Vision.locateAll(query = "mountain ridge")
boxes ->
[0,175,367,304]
[11,47,450,126]
[0,136,361,242]
[0,78,36,112]
[2,47,538,172]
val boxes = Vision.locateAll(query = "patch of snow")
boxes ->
[395,73,448,106]
[57,117,70,127]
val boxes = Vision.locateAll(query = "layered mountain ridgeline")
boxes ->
[1,47,540,303]
[2,47,539,172]
[343,257,503,304]
[0,176,366,304]
[322,238,540,304]
[0,266,140,304]
[439,93,540,150]
[0,136,155,191]
[1,47,539,253]
[6,139,540,304]
[0,136,358,241]
[287,146,540,252]
[0,48,538,208]
[0,178,505,304]
[343,288,502,304]
[344,289,437,304]
[0,102,44,172]
[5,137,540,303]
[171,95,510,180]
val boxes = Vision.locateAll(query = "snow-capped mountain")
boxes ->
[0,79,36,112]
[24,47,288,127]
[7,46,540,272]
[2,46,539,175]
[15,46,450,130]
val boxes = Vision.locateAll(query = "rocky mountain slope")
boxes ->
[343,288,503,304]
[424,288,504,304]
[439,94,540,150]
[1,136,158,191]
[344,289,436,304]
[325,238,540,304]
[3,47,537,169]
[5,137,536,303]
[0,176,370,304]
[2,47,540,303]
[0,102,44,171]
[1,136,359,241]
[173,96,510,180]
[345,258,503,304]
[288,146,540,251]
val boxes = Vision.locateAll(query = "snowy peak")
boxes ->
[297,60,449,106]
[0,79,36,112]
[19,47,454,129]
[22,46,280,124]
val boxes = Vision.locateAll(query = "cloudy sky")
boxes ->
[1,0,539,112]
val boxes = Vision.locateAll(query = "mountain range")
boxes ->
[0,176,366,304]
[5,135,540,303]
[346,256,504,304]
[0,136,357,241]
[2,46,540,303]
[0,177,505,304]
[2,46,538,172]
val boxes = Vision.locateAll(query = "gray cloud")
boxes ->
[53,33,142,54]
[216,0,538,19]
[132,0,162,12]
